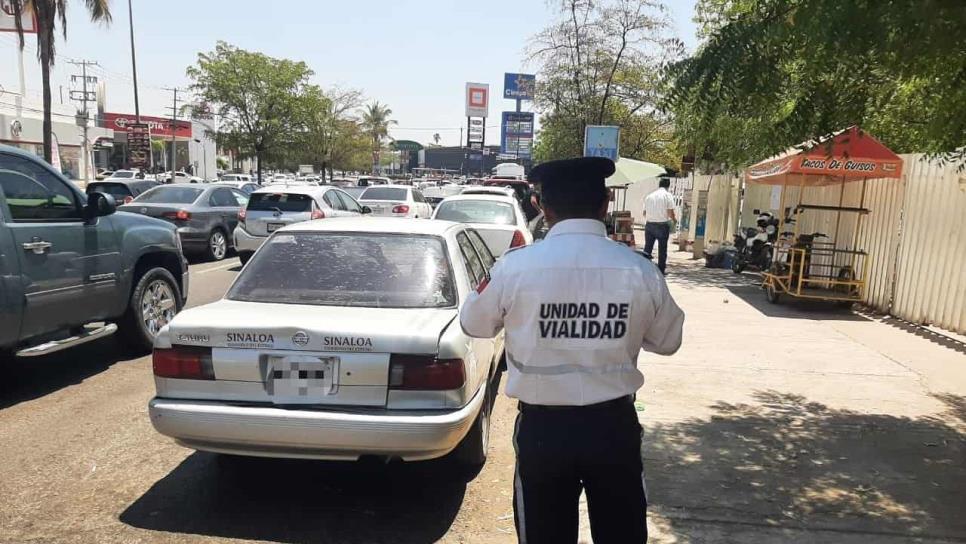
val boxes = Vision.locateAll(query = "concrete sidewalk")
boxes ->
[581,251,965,543]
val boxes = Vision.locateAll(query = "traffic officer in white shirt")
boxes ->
[643,178,677,274]
[461,157,685,544]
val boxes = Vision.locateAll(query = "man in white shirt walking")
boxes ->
[461,157,685,543]
[643,178,676,274]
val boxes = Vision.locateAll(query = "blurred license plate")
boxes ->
[268,356,338,403]
[267,222,284,232]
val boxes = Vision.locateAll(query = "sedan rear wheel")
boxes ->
[451,377,492,469]
[206,230,228,261]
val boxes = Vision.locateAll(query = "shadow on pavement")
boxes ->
[725,285,872,322]
[644,390,966,541]
[120,452,471,544]
[0,336,135,410]
[865,314,966,356]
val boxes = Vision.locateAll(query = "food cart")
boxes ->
[606,157,665,246]
[746,127,903,305]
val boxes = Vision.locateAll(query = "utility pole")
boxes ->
[163,87,183,179]
[127,0,141,123]
[69,60,99,182]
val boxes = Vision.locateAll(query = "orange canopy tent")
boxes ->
[745,126,903,185]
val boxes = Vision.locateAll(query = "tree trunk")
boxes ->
[255,147,263,183]
[39,27,53,164]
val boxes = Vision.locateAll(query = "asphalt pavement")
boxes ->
[1,252,963,543]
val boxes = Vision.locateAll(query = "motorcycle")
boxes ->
[732,210,780,273]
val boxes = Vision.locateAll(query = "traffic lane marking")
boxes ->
[194,261,241,274]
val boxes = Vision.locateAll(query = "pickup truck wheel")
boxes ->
[206,230,228,261]
[451,379,492,469]
[118,267,182,353]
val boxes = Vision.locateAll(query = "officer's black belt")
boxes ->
[518,395,633,413]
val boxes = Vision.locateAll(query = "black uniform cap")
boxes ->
[528,157,615,189]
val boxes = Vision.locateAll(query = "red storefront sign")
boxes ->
[102,112,192,139]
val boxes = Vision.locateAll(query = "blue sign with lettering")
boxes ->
[504,73,536,100]
[583,125,620,161]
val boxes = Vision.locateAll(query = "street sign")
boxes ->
[393,140,423,152]
[501,111,534,159]
[465,82,489,118]
[583,125,620,161]
[503,73,536,100]
[0,1,37,33]
[127,123,151,169]
[468,142,483,150]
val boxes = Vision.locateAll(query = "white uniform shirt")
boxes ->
[644,187,675,223]
[460,219,685,406]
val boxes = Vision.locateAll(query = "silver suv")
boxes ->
[233,185,370,265]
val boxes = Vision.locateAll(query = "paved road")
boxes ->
[0,257,521,543]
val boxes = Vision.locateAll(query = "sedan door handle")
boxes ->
[23,240,52,254]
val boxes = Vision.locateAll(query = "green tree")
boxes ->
[186,42,314,181]
[9,0,111,163]
[668,0,966,169]
[529,0,681,166]
[297,86,364,178]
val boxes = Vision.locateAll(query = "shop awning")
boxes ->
[745,126,903,186]
[606,157,665,187]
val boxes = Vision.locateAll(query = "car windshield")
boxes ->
[360,187,407,201]
[111,171,135,179]
[435,200,516,225]
[247,192,314,212]
[135,186,203,204]
[228,232,457,308]
[87,183,133,200]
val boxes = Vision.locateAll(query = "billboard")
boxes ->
[465,82,489,118]
[102,112,191,139]
[127,123,151,169]
[500,112,534,159]
[503,73,535,100]
[583,125,620,161]
[0,1,37,33]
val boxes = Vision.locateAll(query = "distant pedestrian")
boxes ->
[643,178,676,274]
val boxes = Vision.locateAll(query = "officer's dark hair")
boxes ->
[539,182,608,219]
[659,177,671,189]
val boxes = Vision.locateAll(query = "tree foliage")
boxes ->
[529,0,682,167]
[668,0,966,169]
[186,42,314,180]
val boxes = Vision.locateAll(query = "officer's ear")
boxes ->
[596,189,610,219]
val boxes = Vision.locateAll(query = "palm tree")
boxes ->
[10,0,112,163]
[433,133,441,145]
[361,101,396,150]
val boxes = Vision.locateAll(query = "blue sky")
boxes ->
[0,0,697,146]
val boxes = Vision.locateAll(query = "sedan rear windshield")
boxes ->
[360,187,407,201]
[110,171,135,179]
[135,186,203,204]
[86,183,133,199]
[247,192,314,212]
[227,233,456,308]
[435,200,516,225]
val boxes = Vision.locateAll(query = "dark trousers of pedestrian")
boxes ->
[643,221,670,274]
[512,396,647,544]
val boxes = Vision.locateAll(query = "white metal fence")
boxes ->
[698,154,965,334]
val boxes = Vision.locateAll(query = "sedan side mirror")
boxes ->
[361,206,372,215]
[85,191,116,222]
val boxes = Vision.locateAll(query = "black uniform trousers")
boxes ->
[512,395,647,543]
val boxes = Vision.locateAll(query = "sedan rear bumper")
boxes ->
[148,386,484,461]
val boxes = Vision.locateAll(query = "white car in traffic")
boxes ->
[357,185,433,218]
[432,193,533,257]
[233,185,368,265]
[149,217,503,466]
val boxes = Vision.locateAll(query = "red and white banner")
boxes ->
[102,112,192,139]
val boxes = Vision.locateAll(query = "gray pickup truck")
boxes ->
[0,144,188,358]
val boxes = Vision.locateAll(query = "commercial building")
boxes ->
[99,112,216,178]
[420,145,504,176]
[0,107,113,181]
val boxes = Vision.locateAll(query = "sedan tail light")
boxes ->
[153,346,214,380]
[388,355,465,390]
[311,207,325,220]
[162,210,191,221]
[392,204,410,214]
[510,229,527,248]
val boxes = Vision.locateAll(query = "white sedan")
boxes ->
[357,185,433,218]
[148,217,503,466]
[432,193,533,257]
